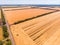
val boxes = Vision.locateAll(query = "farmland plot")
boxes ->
[10,11,60,45]
[3,8,55,24]
[0,26,3,40]
[50,7,60,10]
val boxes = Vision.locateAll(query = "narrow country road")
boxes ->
[1,9,15,45]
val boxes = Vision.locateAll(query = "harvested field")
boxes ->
[0,10,3,40]
[39,7,51,8]
[10,11,60,45]
[2,6,60,45]
[0,10,1,19]
[3,8,55,24]
[10,26,36,45]
[49,7,60,10]
[0,26,3,40]
[2,6,31,11]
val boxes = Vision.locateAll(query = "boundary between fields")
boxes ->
[12,10,60,25]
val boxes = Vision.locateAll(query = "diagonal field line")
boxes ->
[12,10,60,25]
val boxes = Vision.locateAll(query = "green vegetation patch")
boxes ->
[6,39,12,45]
[2,25,9,38]
[1,9,6,25]
[0,41,3,45]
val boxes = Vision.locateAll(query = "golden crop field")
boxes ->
[10,25,36,45]
[51,7,60,10]
[0,10,1,19]
[3,8,55,25]
[0,10,3,41]
[39,7,51,8]
[0,26,3,41]
[2,6,31,11]
[2,6,60,45]
[10,11,60,45]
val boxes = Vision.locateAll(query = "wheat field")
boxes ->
[3,8,55,25]
[0,10,1,19]
[10,11,60,45]
[0,10,3,41]
[2,6,60,45]
[0,26,3,41]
